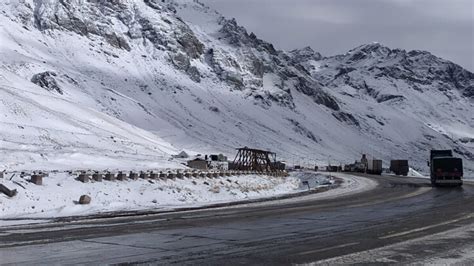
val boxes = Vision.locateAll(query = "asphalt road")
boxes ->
[1,173,474,265]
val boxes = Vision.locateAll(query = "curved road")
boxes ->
[1,174,474,265]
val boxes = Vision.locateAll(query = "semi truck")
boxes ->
[429,150,463,187]
[390,160,409,176]
[366,159,383,175]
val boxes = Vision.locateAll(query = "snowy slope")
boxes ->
[0,0,472,176]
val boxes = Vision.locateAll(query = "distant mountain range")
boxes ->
[0,0,472,175]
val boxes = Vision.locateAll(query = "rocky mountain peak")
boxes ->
[289,46,322,62]
[342,42,396,63]
[217,17,277,55]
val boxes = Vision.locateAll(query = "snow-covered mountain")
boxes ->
[0,0,472,175]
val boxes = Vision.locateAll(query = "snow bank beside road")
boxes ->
[295,172,377,201]
[210,172,378,210]
[0,172,332,222]
[0,172,378,226]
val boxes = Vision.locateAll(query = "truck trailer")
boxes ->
[429,150,463,187]
[390,160,409,176]
[366,159,383,175]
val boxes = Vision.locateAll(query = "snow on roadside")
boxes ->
[298,172,378,201]
[0,172,334,223]
[212,172,378,210]
[0,171,381,227]
[408,168,428,178]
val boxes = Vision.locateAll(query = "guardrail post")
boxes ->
[105,172,115,181]
[93,172,103,182]
[117,171,127,181]
[140,171,149,179]
[149,171,158,179]
[78,172,90,183]
[129,171,138,180]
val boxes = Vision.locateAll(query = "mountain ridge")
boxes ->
[0,0,472,175]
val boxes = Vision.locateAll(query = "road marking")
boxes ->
[379,214,473,239]
[348,186,431,208]
[2,218,168,235]
[298,242,359,256]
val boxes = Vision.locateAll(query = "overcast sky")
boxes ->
[200,0,474,71]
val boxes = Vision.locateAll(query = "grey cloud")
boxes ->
[200,0,474,71]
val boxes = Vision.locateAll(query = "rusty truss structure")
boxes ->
[232,147,276,172]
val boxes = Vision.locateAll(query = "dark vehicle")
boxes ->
[343,164,351,172]
[429,150,463,187]
[366,159,382,175]
[273,161,286,171]
[390,160,409,176]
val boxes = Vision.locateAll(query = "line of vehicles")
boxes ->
[334,149,464,187]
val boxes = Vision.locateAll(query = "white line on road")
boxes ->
[1,218,168,235]
[379,214,473,239]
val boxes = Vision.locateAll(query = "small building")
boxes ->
[205,154,229,170]
[174,151,189,159]
[209,160,229,170]
[187,158,208,170]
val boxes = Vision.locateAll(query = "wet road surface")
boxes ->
[1,174,474,265]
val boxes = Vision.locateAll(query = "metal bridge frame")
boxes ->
[232,147,276,172]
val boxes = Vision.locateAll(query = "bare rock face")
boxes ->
[186,66,201,83]
[30,0,133,50]
[13,0,340,110]
[31,71,63,94]
[104,32,131,51]
[175,23,204,59]
[170,52,191,71]
[289,46,322,64]
[332,112,360,127]
[212,16,341,110]
[170,53,201,83]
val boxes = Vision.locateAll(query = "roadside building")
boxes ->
[208,154,229,170]
[187,158,208,170]
[174,151,189,159]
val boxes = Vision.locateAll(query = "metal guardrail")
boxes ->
[1,169,290,184]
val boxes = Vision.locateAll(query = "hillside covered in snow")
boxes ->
[0,0,472,175]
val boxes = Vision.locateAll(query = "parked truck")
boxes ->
[366,159,383,175]
[429,150,463,187]
[390,160,409,176]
